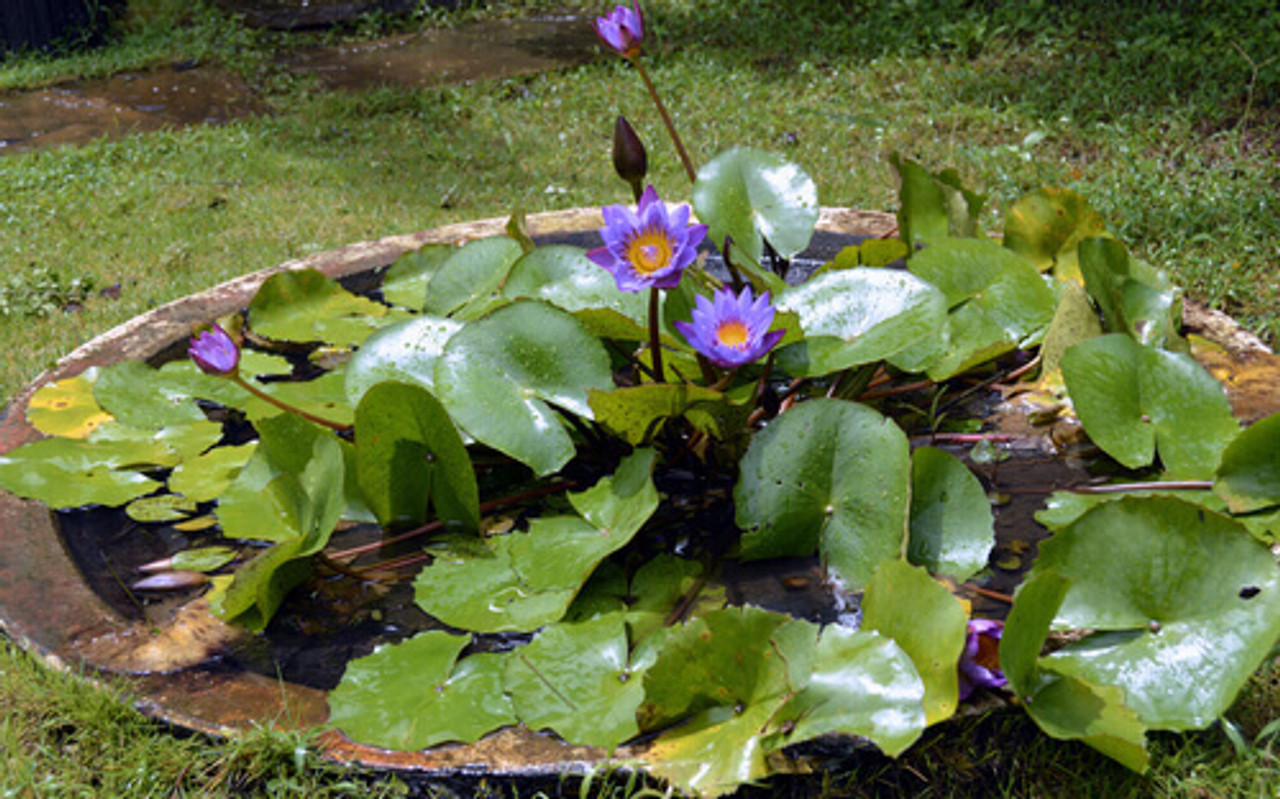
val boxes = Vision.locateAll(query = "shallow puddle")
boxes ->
[0,17,598,156]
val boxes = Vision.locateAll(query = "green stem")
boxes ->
[231,374,350,432]
[649,287,665,383]
[632,58,698,185]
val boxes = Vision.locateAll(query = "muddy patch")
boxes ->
[0,63,264,156]
[0,17,599,156]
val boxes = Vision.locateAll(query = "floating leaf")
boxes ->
[1001,571,1150,772]
[380,243,454,309]
[1214,413,1280,513]
[908,446,994,582]
[504,614,644,750]
[1003,187,1107,280]
[1078,237,1181,348]
[212,429,346,631]
[890,154,984,250]
[343,315,462,405]
[170,546,238,573]
[26,371,113,438]
[169,442,258,503]
[248,268,401,346]
[329,631,517,750]
[736,399,910,591]
[435,300,613,476]
[588,383,725,446]
[766,626,926,757]
[907,237,1056,379]
[93,361,207,428]
[126,493,199,522]
[423,236,523,319]
[861,559,968,725]
[354,382,478,532]
[774,269,947,376]
[692,147,818,263]
[1030,496,1280,731]
[0,432,163,509]
[414,450,658,632]
[638,607,816,797]
[502,245,647,325]
[1061,334,1239,478]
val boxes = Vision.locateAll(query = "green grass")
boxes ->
[2,0,1279,795]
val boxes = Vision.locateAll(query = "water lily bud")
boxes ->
[593,2,644,60]
[189,323,240,377]
[612,115,648,201]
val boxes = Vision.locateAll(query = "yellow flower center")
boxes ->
[716,320,749,348]
[625,228,674,275]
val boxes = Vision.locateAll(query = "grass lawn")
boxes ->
[2,0,1278,795]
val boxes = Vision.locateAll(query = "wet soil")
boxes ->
[0,17,598,156]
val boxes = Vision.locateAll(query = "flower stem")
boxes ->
[633,58,697,184]
[648,286,665,383]
[231,375,350,432]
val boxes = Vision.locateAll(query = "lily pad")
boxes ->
[413,450,658,632]
[343,314,462,405]
[766,626,926,757]
[354,381,478,532]
[92,361,207,428]
[1030,496,1280,730]
[774,269,948,376]
[1214,412,1280,513]
[502,244,647,325]
[861,559,967,725]
[908,446,995,582]
[434,300,614,476]
[1061,334,1239,478]
[736,399,910,591]
[1001,571,1150,772]
[1003,187,1108,280]
[890,154,984,250]
[504,613,644,750]
[1078,237,1181,348]
[380,243,454,309]
[329,631,518,750]
[692,147,818,263]
[423,235,523,319]
[248,268,401,346]
[907,237,1056,379]
[26,371,113,438]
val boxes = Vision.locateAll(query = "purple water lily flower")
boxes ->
[958,618,1007,700]
[674,286,785,369]
[189,323,240,376]
[593,2,644,59]
[587,185,707,292]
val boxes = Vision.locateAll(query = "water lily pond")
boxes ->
[1,3,1279,794]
